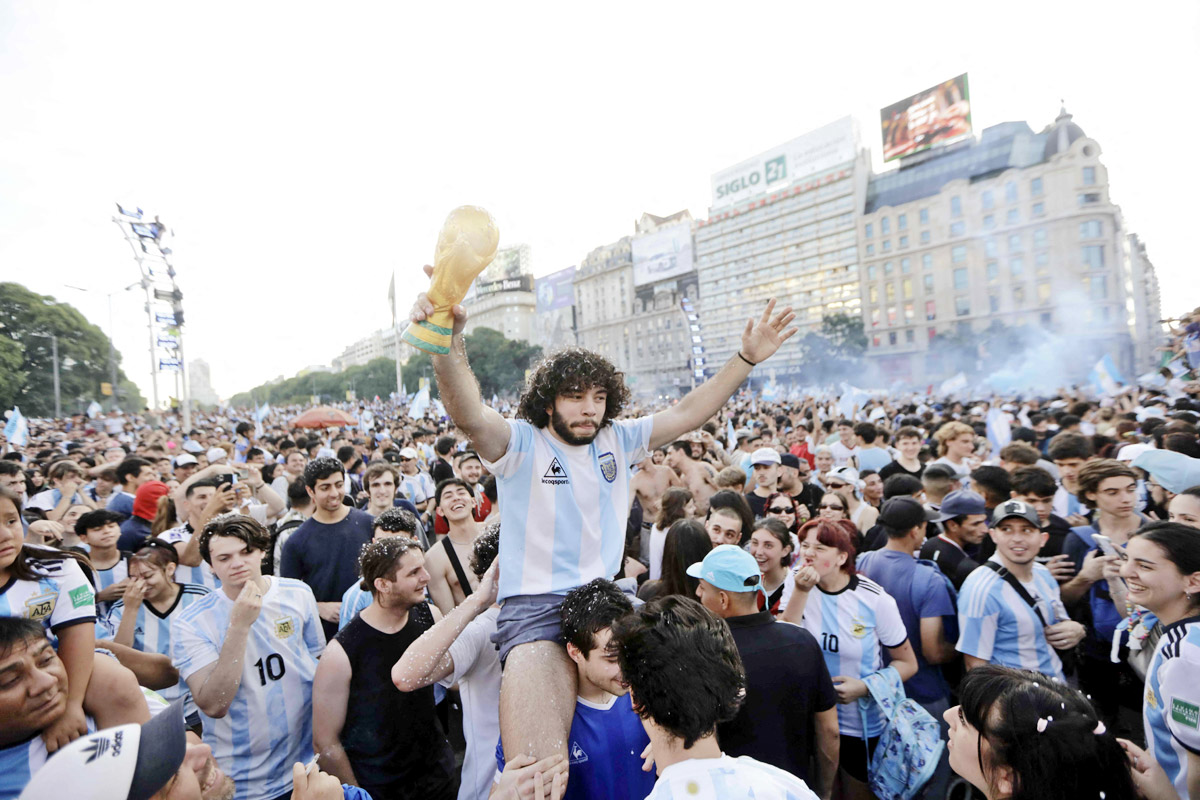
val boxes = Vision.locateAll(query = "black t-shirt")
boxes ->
[430,458,455,485]
[792,483,825,517]
[745,491,770,519]
[718,611,838,780]
[335,604,457,800]
[281,508,375,639]
[1039,514,1073,559]
[918,536,980,591]
[878,460,924,482]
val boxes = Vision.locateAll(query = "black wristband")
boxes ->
[737,351,757,367]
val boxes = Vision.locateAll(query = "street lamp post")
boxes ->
[66,282,139,410]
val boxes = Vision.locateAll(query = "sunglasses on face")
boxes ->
[768,506,794,514]
[825,482,847,489]
[819,503,844,510]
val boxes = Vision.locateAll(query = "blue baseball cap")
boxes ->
[930,489,988,522]
[686,545,765,596]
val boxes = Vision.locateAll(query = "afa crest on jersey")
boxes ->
[274,616,295,639]
[25,592,56,621]
[598,452,617,483]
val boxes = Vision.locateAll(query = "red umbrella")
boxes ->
[291,406,358,429]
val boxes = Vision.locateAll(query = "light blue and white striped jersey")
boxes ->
[92,555,128,617]
[481,417,653,601]
[105,583,211,719]
[399,471,436,505]
[172,577,325,800]
[158,523,221,590]
[799,574,908,737]
[646,754,819,800]
[1143,616,1200,799]
[0,718,96,800]
[956,559,1066,682]
[0,549,95,639]
[338,581,371,630]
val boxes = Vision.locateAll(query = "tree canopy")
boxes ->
[227,327,542,407]
[0,283,144,416]
[791,313,870,384]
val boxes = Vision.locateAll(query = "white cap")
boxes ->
[1117,443,1153,462]
[182,440,204,454]
[750,448,781,466]
[205,447,227,463]
[869,407,887,421]
[399,447,419,459]
[173,454,198,467]
[19,701,187,800]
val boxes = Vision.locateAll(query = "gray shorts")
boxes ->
[491,593,565,665]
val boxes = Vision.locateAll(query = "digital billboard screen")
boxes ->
[880,74,972,162]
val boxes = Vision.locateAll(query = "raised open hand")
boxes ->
[741,299,798,365]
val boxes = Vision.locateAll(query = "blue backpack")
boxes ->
[857,666,945,800]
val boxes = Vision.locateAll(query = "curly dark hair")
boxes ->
[611,595,745,749]
[561,578,633,657]
[516,347,631,430]
[469,521,501,579]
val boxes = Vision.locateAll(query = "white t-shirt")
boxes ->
[439,607,501,800]
[829,442,857,468]
[646,754,818,800]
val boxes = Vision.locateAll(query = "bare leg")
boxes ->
[500,641,576,768]
[85,654,150,726]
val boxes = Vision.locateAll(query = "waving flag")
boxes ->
[1088,354,1126,397]
[4,407,29,447]
[254,402,271,438]
[986,407,1012,457]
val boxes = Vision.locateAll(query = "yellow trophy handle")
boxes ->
[402,206,500,354]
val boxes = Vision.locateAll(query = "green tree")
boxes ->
[0,283,144,416]
[228,327,542,408]
[819,313,868,360]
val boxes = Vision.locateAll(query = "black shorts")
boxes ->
[839,734,880,784]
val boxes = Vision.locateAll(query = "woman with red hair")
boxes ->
[782,518,918,800]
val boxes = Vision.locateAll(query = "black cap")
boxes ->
[878,497,938,531]
[780,454,801,469]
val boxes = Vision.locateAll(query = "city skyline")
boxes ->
[2,2,1196,401]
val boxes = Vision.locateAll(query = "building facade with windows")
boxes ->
[1126,233,1163,372]
[695,119,870,383]
[462,244,538,345]
[629,211,700,398]
[573,236,634,373]
[859,107,1154,383]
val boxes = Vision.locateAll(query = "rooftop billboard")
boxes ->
[880,74,972,162]
[632,224,694,287]
[710,116,859,209]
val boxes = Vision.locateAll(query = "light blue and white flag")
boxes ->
[939,372,968,397]
[1088,354,1126,397]
[726,418,737,451]
[253,402,271,438]
[837,383,871,420]
[4,407,29,447]
[986,407,1012,457]
[409,385,431,418]
[86,401,103,419]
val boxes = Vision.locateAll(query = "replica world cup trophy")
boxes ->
[402,206,500,354]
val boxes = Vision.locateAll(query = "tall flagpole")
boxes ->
[391,270,403,404]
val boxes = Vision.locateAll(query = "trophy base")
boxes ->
[402,319,453,354]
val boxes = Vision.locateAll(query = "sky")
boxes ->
[2,1,1197,403]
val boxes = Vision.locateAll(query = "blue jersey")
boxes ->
[1144,616,1200,798]
[0,549,95,640]
[956,559,1067,682]
[646,754,818,800]
[105,583,211,719]
[497,694,655,800]
[481,417,653,601]
[159,524,220,590]
[172,577,326,800]
[338,581,371,630]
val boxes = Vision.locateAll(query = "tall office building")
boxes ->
[860,106,1158,382]
[462,244,537,344]
[694,118,870,383]
[188,358,219,406]
[573,236,633,372]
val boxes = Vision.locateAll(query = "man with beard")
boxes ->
[411,279,795,790]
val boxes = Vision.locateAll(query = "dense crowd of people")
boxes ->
[1,300,1199,800]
